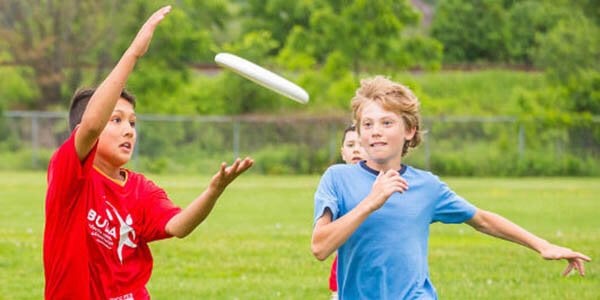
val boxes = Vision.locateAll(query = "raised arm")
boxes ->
[466,209,591,276]
[74,5,171,160]
[311,170,409,260]
[165,157,254,238]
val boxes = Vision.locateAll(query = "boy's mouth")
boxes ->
[370,142,386,148]
[119,142,132,150]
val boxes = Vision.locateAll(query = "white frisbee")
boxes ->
[215,52,309,104]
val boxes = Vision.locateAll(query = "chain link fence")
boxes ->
[1,111,599,176]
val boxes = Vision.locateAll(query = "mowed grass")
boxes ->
[0,171,598,299]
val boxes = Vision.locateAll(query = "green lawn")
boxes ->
[0,172,598,299]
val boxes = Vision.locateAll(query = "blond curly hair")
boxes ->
[351,76,423,157]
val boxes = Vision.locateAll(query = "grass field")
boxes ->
[0,171,598,299]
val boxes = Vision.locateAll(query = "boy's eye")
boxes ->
[112,117,121,123]
[129,121,136,128]
[383,120,393,126]
[362,122,372,128]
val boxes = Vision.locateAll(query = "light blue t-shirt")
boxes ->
[314,161,477,300]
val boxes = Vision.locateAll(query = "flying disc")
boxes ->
[215,52,309,104]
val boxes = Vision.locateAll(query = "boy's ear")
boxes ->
[405,127,417,141]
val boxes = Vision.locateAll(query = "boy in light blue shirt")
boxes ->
[311,76,590,299]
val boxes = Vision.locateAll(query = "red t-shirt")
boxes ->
[329,255,338,292]
[44,131,181,299]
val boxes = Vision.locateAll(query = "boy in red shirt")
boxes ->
[43,6,253,299]
[328,124,366,299]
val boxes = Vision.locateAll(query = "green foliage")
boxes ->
[504,1,571,64]
[428,147,599,177]
[333,0,420,72]
[220,30,280,61]
[281,51,359,111]
[534,16,600,83]
[573,0,600,25]
[150,9,216,66]
[275,26,318,71]
[0,67,38,109]
[386,35,443,71]
[260,144,330,174]
[566,70,600,114]
[239,0,322,51]
[127,62,191,114]
[0,148,52,171]
[431,0,508,63]
[395,70,547,116]
[255,0,436,75]
[533,16,600,114]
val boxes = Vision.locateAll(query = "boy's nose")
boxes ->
[370,125,382,136]
[123,125,135,137]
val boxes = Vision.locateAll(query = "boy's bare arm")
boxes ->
[311,170,409,260]
[74,5,171,160]
[466,209,591,276]
[165,158,254,238]
[311,202,374,261]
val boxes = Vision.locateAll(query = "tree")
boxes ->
[237,0,325,54]
[430,0,508,63]
[0,0,128,109]
[271,0,438,74]
[534,16,600,114]
[505,1,570,65]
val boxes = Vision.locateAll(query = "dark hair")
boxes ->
[341,123,357,145]
[68,88,136,131]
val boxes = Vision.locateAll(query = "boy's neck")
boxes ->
[93,160,126,182]
[364,159,403,173]
[359,160,405,174]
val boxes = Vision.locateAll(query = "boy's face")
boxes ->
[341,130,366,164]
[96,98,137,168]
[358,102,415,168]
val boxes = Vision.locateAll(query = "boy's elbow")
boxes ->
[165,220,192,239]
[171,231,189,239]
[311,242,330,261]
[467,209,494,233]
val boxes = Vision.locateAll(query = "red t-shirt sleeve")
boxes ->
[137,178,181,242]
[46,129,97,213]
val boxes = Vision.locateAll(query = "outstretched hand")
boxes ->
[127,5,172,58]
[209,157,254,193]
[539,244,591,276]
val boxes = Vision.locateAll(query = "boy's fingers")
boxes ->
[152,5,172,21]
[576,252,591,262]
[562,263,574,276]
[238,158,254,172]
[576,259,585,276]
[145,5,172,29]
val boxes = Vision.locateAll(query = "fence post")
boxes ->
[518,123,525,161]
[329,123,337,164]
[233,120,240,160]
[31,114,39,169]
